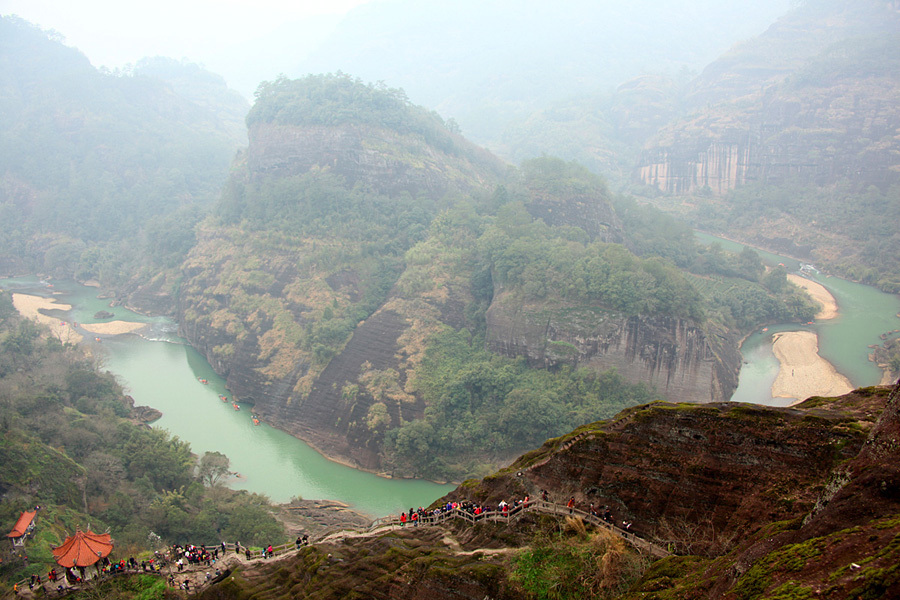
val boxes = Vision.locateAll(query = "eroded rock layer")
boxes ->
[485,293,740,403]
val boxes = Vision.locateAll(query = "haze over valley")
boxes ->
[1,1,899,598]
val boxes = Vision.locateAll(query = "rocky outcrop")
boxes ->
[452,387,899,597]
[637,86,900,194]
[247,122,506,198]
[508,400,869,537]
[190,388,900,600]
[244,309,417,472]
[639,138,753,196]
[525,189,624,243]
[122,394,162,424]
[485,291,741,403]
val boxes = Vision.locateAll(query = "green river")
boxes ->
[695,233,900,406]
[4,244,898,510]
[0,277,453,518]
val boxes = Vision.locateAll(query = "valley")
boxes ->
[1,0,900,597]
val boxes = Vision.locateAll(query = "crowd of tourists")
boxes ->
[397,492,635,536]
[170,543,223,570]
[12,494,645,596]
[398,495,533,526]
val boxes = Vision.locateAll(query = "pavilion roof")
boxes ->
[52,530,113,568]
[7,511,36,538]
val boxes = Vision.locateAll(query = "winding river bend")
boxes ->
[695,233,900,406]
[4,245,898,511]
[0,277,453,518]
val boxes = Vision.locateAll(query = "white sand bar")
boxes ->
[11,293,82,344]
[80,321,148,335]
[771,330,853,402]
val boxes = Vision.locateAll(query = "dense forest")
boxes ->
[248,73,463,156]
[0,292,287,585]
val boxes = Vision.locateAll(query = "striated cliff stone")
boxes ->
[248,309,417,472]
[445,388,898,598]
[637,1,900,195]
[639,139,754,196]
[485,290,740,403]
[456,399,870,543]
[637,88,900,194]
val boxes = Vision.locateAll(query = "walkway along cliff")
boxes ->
[60,384,896,600]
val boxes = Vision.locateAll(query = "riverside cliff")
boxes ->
[177,76,766,479]
[485,295,740,404]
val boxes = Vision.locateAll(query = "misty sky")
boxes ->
[0,0,372,89]
[1,0,797,106]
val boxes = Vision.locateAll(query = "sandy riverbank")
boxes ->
[10,292,148,339]
[771,331,853,402]
[81,321,148,335]
[787,274,837,320]
[11,293,82,344]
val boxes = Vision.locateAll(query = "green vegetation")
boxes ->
[511,522,649,599]
[387,328,657,479]
[616,196,819,328]
[0,292,286,586]
[484,221,705,320]
[186,120,818,480]
[689,180,900,293]
[184,169,435,384]
[248,73,462,156]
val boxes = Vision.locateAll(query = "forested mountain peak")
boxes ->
[684,0,900,108]
[293,0,792,146]
[0,16,95,87]
[242,73,508,198]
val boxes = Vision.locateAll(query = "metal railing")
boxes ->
[5,500,668,597]
[307,499,670,559]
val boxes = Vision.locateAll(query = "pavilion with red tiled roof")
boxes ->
[7,510,36,547]
[52,530,113,568]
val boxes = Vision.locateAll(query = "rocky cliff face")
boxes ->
[249,308,421,472]
[637,0,900,195]
[487,399,869,540]
[177,83,744,477]
[637,85,900,194]
[485,290,741,403]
